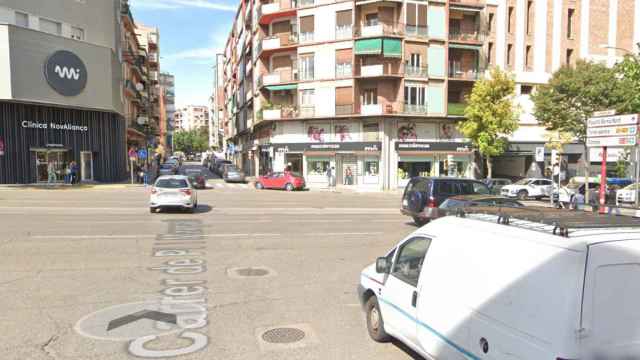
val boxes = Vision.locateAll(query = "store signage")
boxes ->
[274,142,382,152]
[46,143,64,148]
[44,50,88,96]
[395,142,472,152]
[21,121,88,132]
[535,147,545,162]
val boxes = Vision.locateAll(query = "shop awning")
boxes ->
[355,38,382,55]
[265,84,298,91]
[449,43,481,51]
[383,39,402,58]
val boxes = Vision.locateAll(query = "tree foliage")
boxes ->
[173,127,209,154]
[458,67,519,178]
[531,60,627,143]
[614,46,640,114]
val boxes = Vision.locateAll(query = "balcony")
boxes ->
[448,62,484,80]
[148,53,158,64]
[299,32,314,43]
[335,104,354,116]
[259,69,298,87]
[258,0,297,25]
[261,105,298,120]
[355,23,403,38]
[405,25,428,39]
[121,3,134,31]
[299,0,314,6]
[299,105,315,117]
[404,65,428,78]
[355,63,402,77]
[336,25,353,40]
[335,63,353,78]
[401,104,428,114]
[448,102,467,116]
[449,0,485,7]
[361,103,383,115]
[448,30,486,43]
[260,33,298,54]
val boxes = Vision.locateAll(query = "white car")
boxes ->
[358,210,640,360]
[500,178,553,199]
[617,183,639,205]
[558,181,603,206]
[149,175,198,213]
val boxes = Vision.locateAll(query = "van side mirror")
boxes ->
[376,257,390,274]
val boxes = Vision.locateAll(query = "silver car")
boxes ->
[222,164,245,183]
[149,175,198,213]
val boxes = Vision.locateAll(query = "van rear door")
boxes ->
[580,240,640,359]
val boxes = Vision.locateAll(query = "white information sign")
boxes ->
[586,135,637,147]
[587,114,639,128]
[535,147,544,162]
[587,125,637,137]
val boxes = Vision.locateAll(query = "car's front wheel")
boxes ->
[149,207,156,214]
[285,183,294,192]
[365,296,391,342]
[517,190,528,200]
[413,216,428,226]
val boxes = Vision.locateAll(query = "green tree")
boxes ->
[458,68,519,178]
[614,45,640,114]
[173,128,209,154]
[531,60,627,143]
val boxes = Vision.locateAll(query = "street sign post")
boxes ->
[587,113,640,214]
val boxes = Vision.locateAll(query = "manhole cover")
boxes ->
[236,268,269,277]
[261,327,306,344]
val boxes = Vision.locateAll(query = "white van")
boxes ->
[358,209,640,360]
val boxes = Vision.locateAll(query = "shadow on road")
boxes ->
[154,204,213,214]
[391,339,425,359]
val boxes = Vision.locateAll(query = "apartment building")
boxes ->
[209,54,225,150]
[159,72,176,152]
[220,0,640,190]
[135,23,162,148]
[175,105,210,132]
[0,0,128,184]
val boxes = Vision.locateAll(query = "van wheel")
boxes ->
[365,296,390,342]
[413,216,428,226]
[517,190,528,200]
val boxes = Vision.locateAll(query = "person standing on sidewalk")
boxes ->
[47,162,57,184]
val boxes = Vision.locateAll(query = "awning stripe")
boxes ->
[383,38,402,58]
[355,38,383,55]
[265,84,298,91]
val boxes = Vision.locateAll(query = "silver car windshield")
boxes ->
[156,179,188,188]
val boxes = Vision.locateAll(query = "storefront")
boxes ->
[273,142,383,190]
[0,102,127,184]
[494,142,585,179]
[393,142,473,188]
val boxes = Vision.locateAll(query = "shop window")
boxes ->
[364,159,379,177]
[40,17,61,35]
[398,161,432,182]
[71,26,84,41]
[308,159,330,176]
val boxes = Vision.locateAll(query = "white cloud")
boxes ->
[131,0,236,12]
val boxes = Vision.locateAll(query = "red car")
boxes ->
[255,171,305,191]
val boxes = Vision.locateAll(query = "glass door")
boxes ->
[81,151,93,181]
[36,151,49,183]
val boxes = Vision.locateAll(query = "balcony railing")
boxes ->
[259,69,298,87]
[450,0,485,6]
[449,62,484,80]
[448,30,486,42]
[356,63,402,77]
[405,25,428,39]
[335,63,353,78]
[335,25,353,40]
[448,102,467,116]
[361,103,383,116]
[299,0,314,7]
[260,0,296,16]
[299,105,315,117]
[404,65,428,78]
[261,33,298,52]
[262,105,298,120]
[355,23,403,37]
[335,104,354,116]
[402,104,428,114]
[148,53,158,63]
[299,31,314,43]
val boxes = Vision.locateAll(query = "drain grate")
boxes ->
[261,327,306,344]
[236,267,269,277]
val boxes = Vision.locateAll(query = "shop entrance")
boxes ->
[285,153,303,176]
[81,151,94,181]
[337,154,357,186]
[35,150,71,183]
[398,157,433,187]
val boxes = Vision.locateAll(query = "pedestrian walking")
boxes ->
[345,166,353,185]
[327,166,336,191]
[143,165,149,186]
[64,164,71,184]
[70,161,79,184]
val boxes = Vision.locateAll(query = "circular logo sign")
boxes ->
[44,50,88,96]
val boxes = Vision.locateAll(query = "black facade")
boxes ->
[0,102,127,184]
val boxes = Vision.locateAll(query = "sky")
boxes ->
[130,0,237,108]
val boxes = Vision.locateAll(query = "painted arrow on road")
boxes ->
[106,310,177,331]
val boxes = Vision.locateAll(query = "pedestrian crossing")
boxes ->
[207,181,253,190]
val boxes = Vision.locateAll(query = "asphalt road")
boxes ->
[0,164,420,360]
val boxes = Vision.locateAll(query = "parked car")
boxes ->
[211,159,232,175]
[185,169,206,189]
[400,177,490,226]
[159,163,178,176]
[616,183,639,206]
[500,177,553,200]
[222,164,246,183]
[149,175,198,213]
[358,209,640,360]
[558,180,604,208]
[422,194,524,221]
[483,178,513,194]
[255,172,305,191]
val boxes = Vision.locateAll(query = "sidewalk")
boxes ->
[0,182,146,191]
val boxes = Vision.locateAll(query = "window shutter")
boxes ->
[300,16,314,33]
[336,10,352,26]
[335,87,353,105]
[335,48,352,63]
[406,4,417,26]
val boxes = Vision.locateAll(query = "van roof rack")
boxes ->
[454,206,640,237]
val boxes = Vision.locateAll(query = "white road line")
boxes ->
[31,234,155,239]
[30,232,381,239]
[215,183,224,188]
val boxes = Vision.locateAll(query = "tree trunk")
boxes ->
[486,155,493,179]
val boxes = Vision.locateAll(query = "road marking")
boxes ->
[30,232,381,239]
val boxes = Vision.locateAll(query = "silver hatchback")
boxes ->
[149,175,198,213]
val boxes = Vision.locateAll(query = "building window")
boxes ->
[335,49,353,77]
[525,45,532,70]
[308,159,330,176]
[71,26,84,41]
[39,18,62,35]
[365,13,379,27]
[361,88,377,105]
[488,13,494,33]
[299,16,314,43]
[526,1,534,34]
[404,83,427,113]
[507,43,514,67]
[299,89,315,117]
[567,8,575,39]
[566,48,574,65]
[15,11,28,27]
[508,6,515,34]
[363,123,379,141]
[487,42,494,65]
[299,54,314,80]
[336,10,352,40]
[521,85,534,95]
